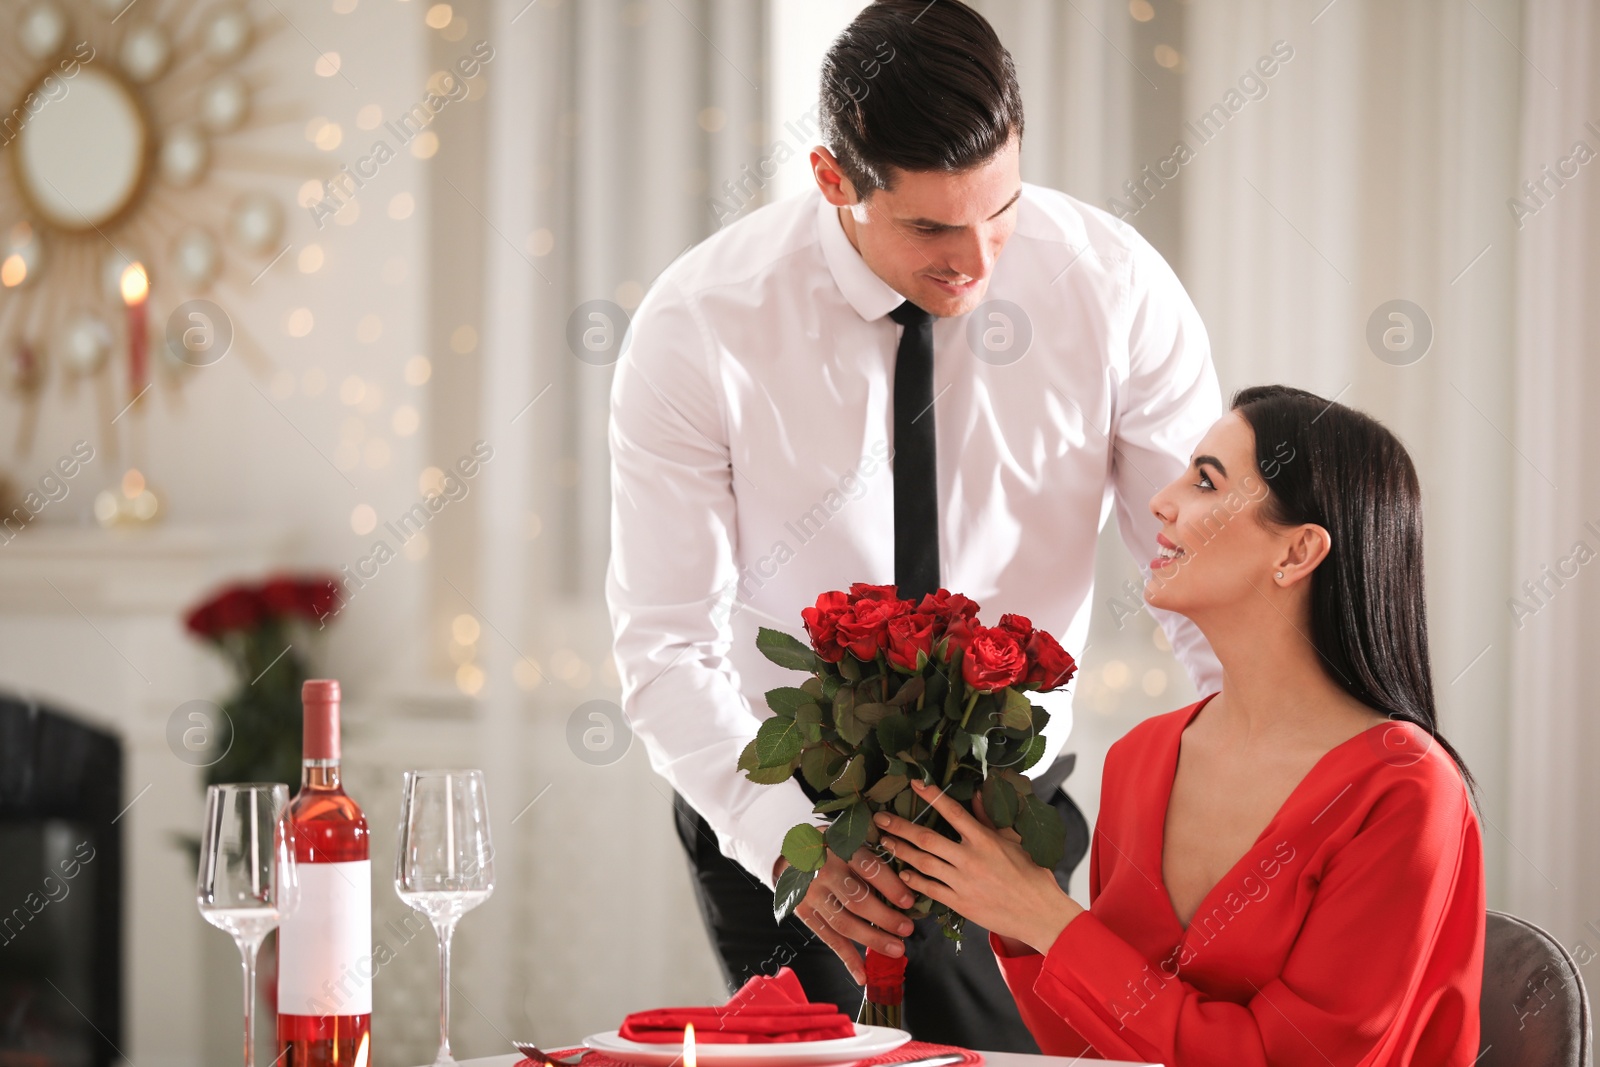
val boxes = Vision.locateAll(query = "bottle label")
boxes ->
[277,860,373,1016]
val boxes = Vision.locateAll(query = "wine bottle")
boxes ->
[277,679,372,1066]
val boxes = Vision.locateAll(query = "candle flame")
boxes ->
[1,254,25,288]
[683,1023,695,1067]
[352,1031,370,1067]
[120,262,149,304]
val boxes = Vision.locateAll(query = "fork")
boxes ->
[513,1043,592,1066]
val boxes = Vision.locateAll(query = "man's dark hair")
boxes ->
[819,0,1024,196]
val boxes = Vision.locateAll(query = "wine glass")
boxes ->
[395,769,495,1066]
[197,783,298,1067]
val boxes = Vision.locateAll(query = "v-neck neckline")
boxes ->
[1153,691,1386,934]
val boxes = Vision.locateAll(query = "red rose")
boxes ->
[886,612,939,671]
[917,588,980,622]
[940,614,980,659]
[208,585,264,633]
[1024,629,1078,690]
[260,576,302,617]
[996,613,1034,641]
[801,590,852,663]
[300,578,341,622]
[848,583,902,604]
[835,597,912,661]
[184,602,218,639]
[961,626,1028,691]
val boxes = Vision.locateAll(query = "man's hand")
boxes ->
[775,845,917,984]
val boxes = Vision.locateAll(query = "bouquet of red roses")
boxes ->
[741,583,1078,942]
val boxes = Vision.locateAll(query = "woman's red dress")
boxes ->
[993,691,1485,1065]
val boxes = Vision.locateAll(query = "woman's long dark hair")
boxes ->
[1231,385,1474,793]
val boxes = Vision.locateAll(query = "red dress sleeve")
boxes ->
[989,788,1106,1057]
[1021,767,1483,1066]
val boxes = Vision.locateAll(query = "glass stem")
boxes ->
[435,920,457,1065]
[238,936,261,1067]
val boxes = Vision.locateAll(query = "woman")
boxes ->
[874,386,1485,1065]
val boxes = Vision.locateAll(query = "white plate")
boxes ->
[582,1023,912,1067]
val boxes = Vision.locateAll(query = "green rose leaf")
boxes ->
[854,702,895,726]
[801,746,840,792]
[1001,687,1034,730]
[773,864,816,923]
[812,795,857,814]
[864,773,908,804]
[909,699,943,731]
[766,687,814,717]
[876,713,916,757]
[1016,793,1067,869]
[892,787,919,819]
[736,738,760,773]
[981,774,1019,828]
[999,766,1034,796]
[755,714,804,767]
[831,753,867,796]
[1014,732,1048,772]
[834,698,869,746]
[970,731,990,776]
[827,800,872,860]
[889,675,925,707]
[839,655,861,681]
[757,627,822,672]
[745,759,799,784]
[781,823,828,872]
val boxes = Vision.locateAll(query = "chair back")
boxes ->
[1479,909,1593,1067]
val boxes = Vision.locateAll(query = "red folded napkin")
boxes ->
[618,967,856,1043]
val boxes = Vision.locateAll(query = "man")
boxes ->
[605,0,1222,1049]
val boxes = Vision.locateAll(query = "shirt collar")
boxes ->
[816,192,908,323]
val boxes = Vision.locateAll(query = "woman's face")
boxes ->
[1144,412,1282,617]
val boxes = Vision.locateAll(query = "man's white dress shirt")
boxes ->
[605,185,1224,888]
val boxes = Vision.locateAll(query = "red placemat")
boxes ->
[529,1039,982,1067]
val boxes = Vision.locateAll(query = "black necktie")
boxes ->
[889,300,940,602]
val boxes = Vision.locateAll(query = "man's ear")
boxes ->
[811,146,858,207]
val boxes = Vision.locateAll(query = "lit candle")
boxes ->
[120,262,149,399]
[683,1023,696,1067]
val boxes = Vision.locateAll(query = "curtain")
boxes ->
[460,0,766,1049]
[1177,0,1525,909]
[1507,0,1600,949]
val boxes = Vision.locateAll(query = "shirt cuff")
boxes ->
[727,779,821,891]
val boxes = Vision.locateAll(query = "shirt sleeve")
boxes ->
[604,277,817,889]
[1108,236,1224,696]
[1026,770,1481,1066]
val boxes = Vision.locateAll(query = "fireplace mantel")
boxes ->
[0,522,295,1067]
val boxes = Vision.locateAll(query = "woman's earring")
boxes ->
[1275,570,1285,579]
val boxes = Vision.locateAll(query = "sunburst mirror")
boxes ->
[0,0,309,519]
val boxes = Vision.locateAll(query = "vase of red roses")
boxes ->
[740,583,1078,1023]
[182,575,341,790]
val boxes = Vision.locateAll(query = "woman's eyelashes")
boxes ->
[1193,468,1216,491]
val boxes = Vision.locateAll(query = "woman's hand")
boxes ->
[874,779,1084,956]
